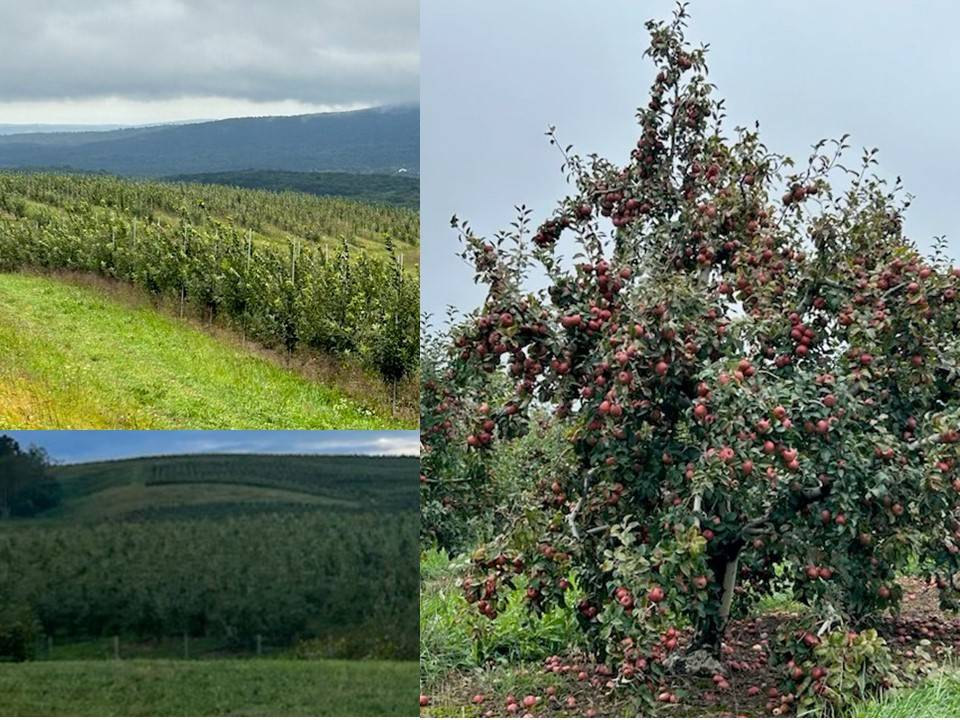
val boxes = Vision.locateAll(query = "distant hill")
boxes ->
[165,170,419,209]
[0,123,129,135]
[0,105,419,176]
[0,120,209,135]
[42,454,418,522]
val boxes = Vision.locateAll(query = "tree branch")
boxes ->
[421,477,472,485]
[566,468,598,541]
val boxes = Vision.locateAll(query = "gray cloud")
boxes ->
[0,0,418,106]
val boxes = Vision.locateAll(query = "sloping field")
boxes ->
[44,452,418,520]
[0,273,399,429]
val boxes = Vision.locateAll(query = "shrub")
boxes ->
[770,623,899,716]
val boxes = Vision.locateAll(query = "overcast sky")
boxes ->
[422,0,960,321]
[3,431,419,463]
[0,0,418,124]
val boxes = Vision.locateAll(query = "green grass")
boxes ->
[0,659,417,716]
[753,589,806,615]
[0,273,399,429]
[419,548,584,686]
[420,550,477,685]
[853,670,960,717]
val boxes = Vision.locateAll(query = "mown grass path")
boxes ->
[0,659,417,716]
[0,273,400,429]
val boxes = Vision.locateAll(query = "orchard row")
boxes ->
[0,173,418,383]
[0,510,417,658]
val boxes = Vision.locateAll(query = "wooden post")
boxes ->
[47,635,53,658]
[181,229,188,318]
[256,634,262,657]
[113,635,120,660]
[183,631,189,660]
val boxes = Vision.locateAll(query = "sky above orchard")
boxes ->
[3,431,420,463]
[421,0,960,322]
[0,0,418,124]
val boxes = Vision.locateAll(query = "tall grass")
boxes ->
[419,548,585,685]
[853,669,960,717]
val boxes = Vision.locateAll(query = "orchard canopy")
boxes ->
[421,4,960,666]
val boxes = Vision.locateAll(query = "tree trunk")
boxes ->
[691,549,741,657]
[664,548,742,678]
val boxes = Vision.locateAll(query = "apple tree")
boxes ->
[428,1,960,687]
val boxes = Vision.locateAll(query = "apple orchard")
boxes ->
[420,4,960,714]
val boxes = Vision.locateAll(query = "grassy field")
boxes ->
[0,273,402,429]
[0,659,417,716]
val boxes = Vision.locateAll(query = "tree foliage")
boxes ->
[0,435,60,519]
[0,511,417,658]
[164,170,419,211]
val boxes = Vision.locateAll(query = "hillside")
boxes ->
[0,106,419,176]
[163,170,419,210]
[0,453,418,662]
[0,274,405,430]
[0,124,130,135]
[0,171,418,262]
[46,453,418,521]
[0,172,420,419]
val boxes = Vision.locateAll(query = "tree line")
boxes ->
[0,436,60,519]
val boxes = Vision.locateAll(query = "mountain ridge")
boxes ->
[0,105,419,176]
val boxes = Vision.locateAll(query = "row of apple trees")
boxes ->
[0,174,417,384]
[0,510,417,660]
[0,171,418,253]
